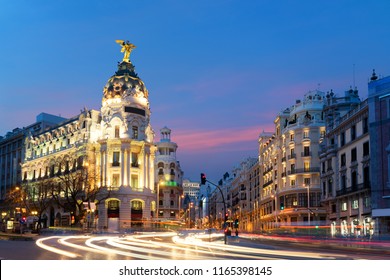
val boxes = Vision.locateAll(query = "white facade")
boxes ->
[155,127,184,221]
[258,90,327,231]
[21,42,158,231]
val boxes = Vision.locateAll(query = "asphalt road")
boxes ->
[1,231,389,260]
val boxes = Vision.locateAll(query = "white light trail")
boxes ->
[36,236,79,259]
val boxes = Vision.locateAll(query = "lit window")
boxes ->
[132,126,138,139]
[113,152,120,166]
[341,202,347,211]
[112,174,119,187]
[352,200,359,209]
[115,126,120,138]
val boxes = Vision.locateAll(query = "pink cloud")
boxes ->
[171,124,274,154]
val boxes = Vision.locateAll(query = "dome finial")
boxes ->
[371,69,378,81]
[115,40,136,62]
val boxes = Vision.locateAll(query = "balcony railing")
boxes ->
[288,167,320,175]
[288,154,296,160]
[263,180,273,187]
[336,182,371,196]
[301,152,312,157]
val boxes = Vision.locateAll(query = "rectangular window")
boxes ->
[327,159,332,171]
[304,162,310,172]
[303,131,309,139]
[125,106,146,116]
[341,202,347,211]
[340,132,345,147]
[352,199,359,209]
[112,174,120,187]
[328,179,333,195]
[351,148,357,162]
[291,179,296,186]
[290,134,294,141]
[298,193,308,207]
[364,196,371,208]
[303,146,310,156]
[363,117,368,134]
[132,126,138,139]
[115,126,120,138]
[351,125,356,141]
[363,141,370,156]
[113,152,120,166]
[131,174,139,190]
[131,153,139,167]
[304,178,311,186]
[340,154,346,167]
[341,175,346,189]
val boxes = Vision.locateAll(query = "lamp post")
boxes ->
[188,202,193,228]
[271,191,277,229]
[200,174,227,244]
[178,194,184,221]
[304,183,310,227]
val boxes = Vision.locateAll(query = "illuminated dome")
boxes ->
[102,61,149,103]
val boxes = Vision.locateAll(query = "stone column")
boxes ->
[100,150,105,187]
[104,149,108,186]
[97,201,107,231]
[119,196,131,230]
[143,198,152,228]
[140,150,145,190]
[121,148,125,187]
[127,150,131,187]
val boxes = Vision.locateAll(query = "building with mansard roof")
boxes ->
[258,90,327,231]
[155,126,184,221]
[20,41,164,231]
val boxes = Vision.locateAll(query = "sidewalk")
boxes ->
[238,233,390,254]
[0,231,38,241]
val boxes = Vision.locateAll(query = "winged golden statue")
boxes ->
[115,40,136,62]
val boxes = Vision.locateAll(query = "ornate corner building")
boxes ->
[18,41,179,231]
[258,91,327,231]
[155,127,184,221]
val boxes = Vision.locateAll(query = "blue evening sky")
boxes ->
[1,0,389,182]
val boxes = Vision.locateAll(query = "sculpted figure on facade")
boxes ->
[115,40,136,63]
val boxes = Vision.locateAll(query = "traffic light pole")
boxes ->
[201,174,227,244]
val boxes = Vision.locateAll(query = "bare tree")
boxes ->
[51,154,109,226]
[23,179,53,232]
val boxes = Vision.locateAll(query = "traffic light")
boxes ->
[200,173,207,185]
[234,219,239,228]
[280,202,284,210]
[225,213,228,221]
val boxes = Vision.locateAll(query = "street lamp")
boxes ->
[178,194,184,221]
[188,202,193,228]
[303,183,310,227]
[200,174,228,244]
[271,191,277,229]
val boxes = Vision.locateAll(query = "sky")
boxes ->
[1,0,390,183]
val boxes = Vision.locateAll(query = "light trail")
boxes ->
[84,236,162,260]
[172,234,350,260]
[35,231,358,260]
[35,236,80,259]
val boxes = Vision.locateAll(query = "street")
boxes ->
[1,230,389,260]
